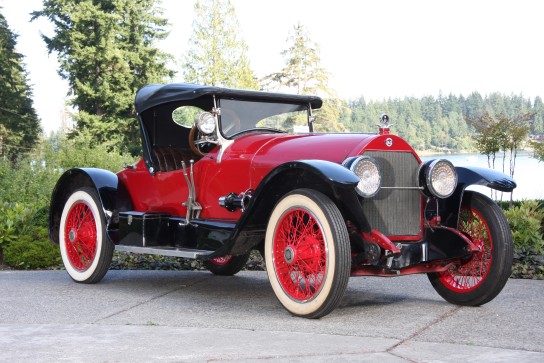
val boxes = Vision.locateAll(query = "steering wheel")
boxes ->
[189,125,216,157]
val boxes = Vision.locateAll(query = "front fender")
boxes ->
[48,168,119,244]
[439,166,516,228]
[456,166,516,192]
[218,159,367,256]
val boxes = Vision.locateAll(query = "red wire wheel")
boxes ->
[437,207,492,292]
[265,189,350,318]
[272,208,327,301]
[428,191,513,306]
[59,188,113,283]
[64,201,97,271]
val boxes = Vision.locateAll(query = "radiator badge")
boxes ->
[385,138,393,147]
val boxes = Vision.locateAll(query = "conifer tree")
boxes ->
[32,0,174,154]
[0,10,41,159]
[183,0,258,89]
[264,23,344,132]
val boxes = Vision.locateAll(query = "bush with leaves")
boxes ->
[503,200,544,279]
[0,202,38,248]
[2,227,61,269]
[0,132,134,268]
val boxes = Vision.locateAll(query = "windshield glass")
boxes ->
[219,99,309,138]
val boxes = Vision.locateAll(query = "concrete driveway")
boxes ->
[0,270,542,362]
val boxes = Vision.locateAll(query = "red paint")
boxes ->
[117,132,426,239]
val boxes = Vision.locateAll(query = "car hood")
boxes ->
[223,132,379,185]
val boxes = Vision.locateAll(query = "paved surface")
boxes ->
[0,270,542,362]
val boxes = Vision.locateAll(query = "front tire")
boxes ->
[265,189,351,318]
[59,187,113,283]
[428,191,513,305]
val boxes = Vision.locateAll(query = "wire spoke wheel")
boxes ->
[273,208,327,301]
[59,188,113,283]
[265,189,350,318]
[428,191,513,306]
[64,201,98,271]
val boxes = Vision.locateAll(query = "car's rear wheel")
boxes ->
[428,191,513,305]
[205,253,250,276]
[265,189,350,318]
[59,187,113,283]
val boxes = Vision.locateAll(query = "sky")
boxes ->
[2,0,543,134]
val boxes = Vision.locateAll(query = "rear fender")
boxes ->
[439,166,516,228]
[221,159,369,256]
[48,168,122,244]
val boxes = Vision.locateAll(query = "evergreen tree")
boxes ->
[533,96,544,134]
[264,23,330,96]
[183,0,257,89]
[32,0,174,154]
[264,23,344,132]
[0,10,41,159]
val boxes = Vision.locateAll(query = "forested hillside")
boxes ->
[339,93,543,152]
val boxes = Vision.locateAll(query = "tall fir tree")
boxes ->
[32,0,174,154]
[183,0,257,89]
[264,23,344,132]
[0,10,41,159]
[264,23,330,96]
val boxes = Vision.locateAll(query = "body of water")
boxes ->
[421,152,544,201]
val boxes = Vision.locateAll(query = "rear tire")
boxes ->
[428,191,513,305]
[59,187,113,283]
[205,253,250,276]
[265,189,350,318]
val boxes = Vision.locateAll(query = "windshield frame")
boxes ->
[217,98,313,139]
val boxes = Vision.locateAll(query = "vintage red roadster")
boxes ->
[49,83,516,318]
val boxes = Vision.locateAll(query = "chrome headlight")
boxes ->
[348,156,382,198]
[196,112,216,135]
[421,159,457,198]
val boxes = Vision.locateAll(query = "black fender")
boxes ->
[439,166,516,228]
[48,168,120,244]
[219,159,368,256]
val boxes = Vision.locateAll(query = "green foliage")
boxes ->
[32,0,174,154]
[183,0,258,89]
[0,11,41,159]
[503,200,544,253]
[264,23,331,96]
[531,140,544,162]
[0,202,37,247]
[2,227,61,270]
[341,92,542,153]
[0,133,134,267]
[262,23,345,132]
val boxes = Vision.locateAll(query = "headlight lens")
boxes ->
[196,112,216,135]
[349,156,382,197]
[424,159,457,198]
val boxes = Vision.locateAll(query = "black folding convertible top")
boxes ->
[134,83,323,114]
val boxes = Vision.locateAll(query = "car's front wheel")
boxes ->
[428,191,513,305]
[59,187,113,283]
[265,189,350,318]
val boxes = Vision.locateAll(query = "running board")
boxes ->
[115,245,214,259]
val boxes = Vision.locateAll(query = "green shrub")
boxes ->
[0,202,38,248]
[2,227,61,269]
[503,200,544,254]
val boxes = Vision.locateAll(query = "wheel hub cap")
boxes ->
[69,229,76,243]
[284,246,295,263]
